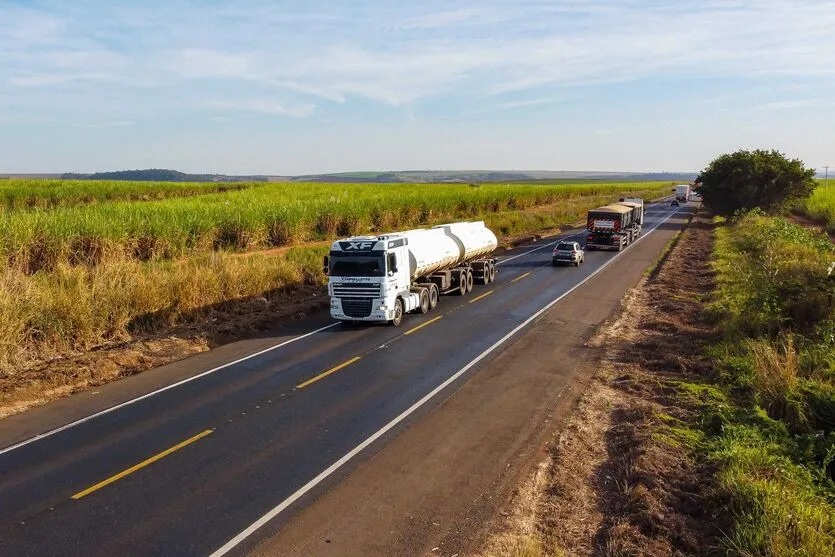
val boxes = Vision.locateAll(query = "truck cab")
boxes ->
[325,236,422,326]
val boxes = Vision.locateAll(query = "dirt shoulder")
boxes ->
[475,213,726,556]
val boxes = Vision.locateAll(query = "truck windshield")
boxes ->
[330,256,385,277]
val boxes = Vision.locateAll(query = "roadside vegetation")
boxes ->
[700,212,835,555]
[800,184,835,232]
[0,179,670,393]
[697,149,817,216]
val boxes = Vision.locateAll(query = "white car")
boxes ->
[553,241,585,266]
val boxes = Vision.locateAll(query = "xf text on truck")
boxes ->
[324,221,498,326]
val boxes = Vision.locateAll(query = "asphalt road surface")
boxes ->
[0,201,690,557]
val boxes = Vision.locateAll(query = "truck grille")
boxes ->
[332,283,381,297]
[341,298,373,318]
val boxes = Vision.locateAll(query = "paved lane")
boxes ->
[0,202,683,557]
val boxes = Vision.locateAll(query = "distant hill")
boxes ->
[3,168,698,183]
[59,169,268,182]
[290,170,536,183]
[289,170,698,183]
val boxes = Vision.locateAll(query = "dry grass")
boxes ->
[472,462,553,557]
[0,246,326,394]
[747,336,807,430]
[476,216,724,557]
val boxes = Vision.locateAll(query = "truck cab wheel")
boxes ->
[428,284,439,309]
[418,288,430,314]
[390,298,404,326]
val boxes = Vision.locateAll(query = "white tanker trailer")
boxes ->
[324,221,499,325]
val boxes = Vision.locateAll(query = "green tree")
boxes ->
[697,149,817,215]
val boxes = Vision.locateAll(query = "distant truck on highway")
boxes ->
[585,198,644,251]
[324,221,498,326]
[675,184,691,202]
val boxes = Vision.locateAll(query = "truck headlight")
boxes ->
[378,305,387,311]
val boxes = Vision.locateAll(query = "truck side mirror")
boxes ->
[322,255,329,275]
[388,253,398,273]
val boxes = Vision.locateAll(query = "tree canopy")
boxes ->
[696,149,817,215]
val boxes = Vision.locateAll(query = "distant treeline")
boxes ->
[293,171,535,183]
[60,169,268,182]
[43,168,698,184]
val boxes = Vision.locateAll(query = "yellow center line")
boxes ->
[469,290,494,304]
[71,429,214,500]
[296,356,361,389]
[511,272,531,283]
[404,315,443,335]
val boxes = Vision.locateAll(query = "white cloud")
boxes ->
[174,49,253,78]
[0,7,67,47]
[752,99,823,111]
[5,1,835,106]
[465,96,563,116]
[72,120,134,129]
[206,99,315,117]
[391,8,504,30]
[9,72,116,87]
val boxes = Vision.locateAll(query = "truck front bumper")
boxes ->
[330,298,392,322]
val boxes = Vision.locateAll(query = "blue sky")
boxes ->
[1,0,833,175]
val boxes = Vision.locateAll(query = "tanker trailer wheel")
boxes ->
[418,288,430,314]
[466,270,474,292]
[488,262,496,283]
[457,271,468,296]
[390,298,404,326]
[428,284,439,309]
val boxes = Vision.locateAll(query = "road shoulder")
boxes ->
[475,213,725,556]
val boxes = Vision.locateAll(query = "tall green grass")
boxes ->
[0,179,259,212]
[697,213,835,555]
[801,184,835,232]
[0,181,671,272]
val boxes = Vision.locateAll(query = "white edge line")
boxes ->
[209,206,684,557]
[0,322,340,456]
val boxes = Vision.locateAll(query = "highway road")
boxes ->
[0,201,686,557]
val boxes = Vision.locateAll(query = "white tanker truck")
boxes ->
[324,221,499,326]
